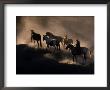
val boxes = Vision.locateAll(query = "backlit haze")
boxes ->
[16,16,94,49]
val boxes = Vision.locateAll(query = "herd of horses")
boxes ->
[31,30,91,64]
[31,30,73,49]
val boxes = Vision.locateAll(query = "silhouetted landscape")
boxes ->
[16,44,94,74]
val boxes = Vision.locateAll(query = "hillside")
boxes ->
[16,44,94,74]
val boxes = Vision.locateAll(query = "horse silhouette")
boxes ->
[43,35,60,50]
[63,34,73,45]
[64,38,73,45]
[46,32,63,44]
[31,30,42,47]
[66,44,89,64]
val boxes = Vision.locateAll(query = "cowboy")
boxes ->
[76,40,80,48]
[75,39,81,54]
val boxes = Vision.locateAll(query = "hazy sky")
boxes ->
[16,16,94,48]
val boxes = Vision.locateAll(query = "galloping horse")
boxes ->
[31,30,42,47]
[43,35,60,50]
[46,32,63,45]
[66,44,88,64]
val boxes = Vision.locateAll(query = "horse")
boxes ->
[31,30,42,47]
[46,32,64,45]
[63,38,73,45]
[43,35,60,50]
[66,44,88,64]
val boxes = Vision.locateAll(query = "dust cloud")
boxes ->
[16,16,94,49]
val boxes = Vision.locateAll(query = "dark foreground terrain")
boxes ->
[16,44,94,74]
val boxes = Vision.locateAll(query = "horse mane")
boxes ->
[31,30,40,36]
[46,32,54,37]
[46,32,63,41]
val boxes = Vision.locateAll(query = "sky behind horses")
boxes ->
[16,16,94,49]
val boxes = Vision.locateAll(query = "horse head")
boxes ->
[31,29,34,33]
[31,30,34,42]
[66,44,74,50]
[66,44,71,49]
[43,35,49,41]
[43,35,45,41]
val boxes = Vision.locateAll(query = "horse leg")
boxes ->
[74,55,77,64]
[57,46,58,50]
[56,45,58,50]
[61,42,64,48]
[55,46,57,50]
[89,50,92,59]
[83,54,86,65]
[59,44,60,50]
[40,39,42,47]
[53,46,56,53]
[73,55,75,63]
[47,44,49,48]
[63,43,65,48]
[31,36,33,42]
[33,40,36,48]
[37,41,39,48]
[61,41,63,46]
[34,40,35,44]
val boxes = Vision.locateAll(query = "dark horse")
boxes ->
[46,32,63,44]
[64,38,73,45]
[31,30,42,47]
[66,44,88,64]
[43,35,60,50]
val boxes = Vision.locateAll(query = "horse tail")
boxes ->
[40,39,42,47]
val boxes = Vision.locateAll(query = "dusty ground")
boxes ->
[16,44,94,74]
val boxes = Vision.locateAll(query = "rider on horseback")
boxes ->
[75,39,81,54]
